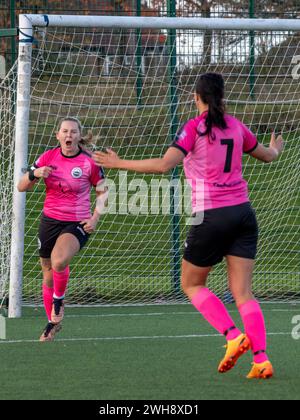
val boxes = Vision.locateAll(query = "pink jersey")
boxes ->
[171,112,258,212]
[34,147,105,221]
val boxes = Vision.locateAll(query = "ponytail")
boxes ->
[195,73,227,140]
[80,130,94,148]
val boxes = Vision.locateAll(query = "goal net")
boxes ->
[0,65,16,310]
[1,16,299,314]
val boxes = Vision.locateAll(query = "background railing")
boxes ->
[1,0,300,73]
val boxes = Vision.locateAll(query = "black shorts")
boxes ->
[38,213,90,259]
[183,202,259,267]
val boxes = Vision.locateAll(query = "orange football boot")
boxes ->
[218,334,251,373]
[247,361,274,379]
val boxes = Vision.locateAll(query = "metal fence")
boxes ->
[1,0,300,71]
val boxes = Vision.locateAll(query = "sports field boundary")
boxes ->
[0,331,292,345]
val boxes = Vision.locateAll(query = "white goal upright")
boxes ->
[0,15,299,317]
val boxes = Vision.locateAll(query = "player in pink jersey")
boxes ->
[18,118,107,342]
[93,73,284,379]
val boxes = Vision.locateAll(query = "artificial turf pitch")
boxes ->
[0,303,299,400]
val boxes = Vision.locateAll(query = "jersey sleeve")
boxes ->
[169,120,197,156]
[242,123,259,154]
[90,160,105,187]
[33,151,49,169]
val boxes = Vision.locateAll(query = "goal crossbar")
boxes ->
[19,14,300,32]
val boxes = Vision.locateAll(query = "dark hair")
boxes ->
[195,73,227,140]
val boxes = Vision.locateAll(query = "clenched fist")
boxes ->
[33,166,53,179]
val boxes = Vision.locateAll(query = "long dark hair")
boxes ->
[196,73,227,140]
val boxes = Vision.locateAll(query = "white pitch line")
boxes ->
[64,308,300,318]
[0,331,292,345]
[21,308,300,320]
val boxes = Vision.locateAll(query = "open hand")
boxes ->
[270,132,284,157]
[93,149,120,169]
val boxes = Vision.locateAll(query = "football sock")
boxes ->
[53,266,70,299]
[239,300,269,363]
[192,287,241,340]
[42,284,54,322]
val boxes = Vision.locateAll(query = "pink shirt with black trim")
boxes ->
[170,112,258,212]
[34,147,105,222]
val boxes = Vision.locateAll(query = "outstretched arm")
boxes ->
[93,147,185,174]
[250,132,284,163]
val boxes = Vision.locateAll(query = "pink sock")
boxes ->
[239,300,268,363]
[43,284,54,322]
[53,266,70,299]
[192,288,241,340]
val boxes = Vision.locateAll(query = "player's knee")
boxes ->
[51,257,68,272]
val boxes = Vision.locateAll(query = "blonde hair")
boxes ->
[57,117,94,149]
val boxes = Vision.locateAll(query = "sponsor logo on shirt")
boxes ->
[71,167,83,179]
[213,181,242,188]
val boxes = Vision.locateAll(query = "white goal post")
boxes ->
[4,14,300,317]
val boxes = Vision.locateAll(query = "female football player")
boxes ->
[18,118,108,341]
[93,73,284,379]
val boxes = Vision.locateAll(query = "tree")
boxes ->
[149,0,300,66]
[150,0,300,17]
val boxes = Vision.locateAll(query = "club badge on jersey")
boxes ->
[71,167,83,179]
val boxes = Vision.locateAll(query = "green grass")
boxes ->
[0,303,300,400]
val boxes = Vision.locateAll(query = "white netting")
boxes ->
[1,22,299,306]
[0,64,17,307]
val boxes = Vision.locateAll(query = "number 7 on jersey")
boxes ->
[221,139,234,173]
